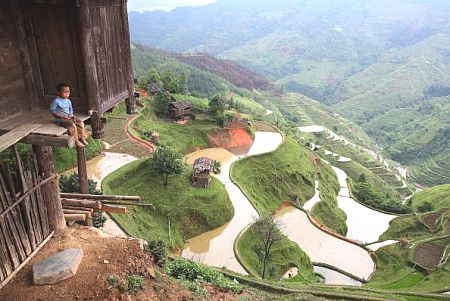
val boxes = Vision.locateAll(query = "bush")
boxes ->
[59,173,102,195]
[166,258,243,293]
[127,274,145,294]
[144,240,167,267]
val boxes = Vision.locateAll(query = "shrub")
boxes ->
[127,275,145,294]
[59,173,102,195]
[144,240,167,267]
[166,258,243,293]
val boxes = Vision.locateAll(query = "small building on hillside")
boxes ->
[191,157,215,188]
[170,101,192,120]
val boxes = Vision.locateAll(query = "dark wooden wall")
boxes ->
[0,0,134,126]
[0,2,29,121]
[90,0,130,112]
[30,1,87,113]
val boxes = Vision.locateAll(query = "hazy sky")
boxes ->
[127,0,217,12]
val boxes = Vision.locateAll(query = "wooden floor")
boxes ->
[0,110,89,137]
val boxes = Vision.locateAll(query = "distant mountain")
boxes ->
[128,1,450,186]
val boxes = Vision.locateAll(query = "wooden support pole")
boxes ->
[76,146,89,194]
[32,145,65,231]
[61,198,101,209]
[77,0,104,138]
[60,193,140,201]
[121,0,136,115]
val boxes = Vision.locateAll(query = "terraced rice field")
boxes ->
[410,156,450,187]
[412,237,450,269]
[420,209,449,232]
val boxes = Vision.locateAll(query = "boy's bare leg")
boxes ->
[68,122,84,147]
[74,117,89,145]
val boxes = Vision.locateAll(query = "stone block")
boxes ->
[33,248,83,285]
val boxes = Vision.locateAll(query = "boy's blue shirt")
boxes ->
[50,97,73,117]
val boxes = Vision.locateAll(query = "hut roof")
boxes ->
[170,101,192,110]
[193,157,214,173]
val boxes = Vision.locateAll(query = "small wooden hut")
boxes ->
[191,157,214,188]
[0,0,135,289]
[170,101,192,120]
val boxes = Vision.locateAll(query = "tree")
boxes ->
[209,95,225,118]
[154,91,172,118]
[161,70,179,93]
[148,144,184,185]
[178,72,189,95]
[253,215,285,279]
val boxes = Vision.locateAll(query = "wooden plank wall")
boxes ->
[29,2,87,113]
[90,0,130,111]
[0,2,29,122]
[0,146,50,284]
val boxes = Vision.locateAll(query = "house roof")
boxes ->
[193,157,214,173]
[170,101,192,110]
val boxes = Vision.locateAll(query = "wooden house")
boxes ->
[191,157,214,188]
[0,0,135,289]
[169,101,192,120]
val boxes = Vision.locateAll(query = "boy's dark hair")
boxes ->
[56,83,70,92]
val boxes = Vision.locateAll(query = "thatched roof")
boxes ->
[193,157,214,173]
[170,101,192,110]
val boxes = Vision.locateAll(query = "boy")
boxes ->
[50,83,88,148]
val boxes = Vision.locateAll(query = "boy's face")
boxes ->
[58,87,70,99]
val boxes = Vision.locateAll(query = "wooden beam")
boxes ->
[101,90,129,113]
[63,209,91,218]
[64,214,86,222]
[76,146,89,194]
[61,198,102,210]
[101,204,128,214]
[0,124,41,152]
[60,193,140,201]
[61,206,93,212]
[33,145,66,231]
[0,130,76,148]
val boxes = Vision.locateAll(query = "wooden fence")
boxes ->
[0,145,53,289]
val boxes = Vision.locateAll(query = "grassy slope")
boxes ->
[236,222,316,282]
[133,100,222,155]
[102,159,233,249]
[410,184,450,211]
[233,136,346,235]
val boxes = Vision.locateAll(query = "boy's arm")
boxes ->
[52,112,70,120]
[50,99,70,120]
[69,102,73,116]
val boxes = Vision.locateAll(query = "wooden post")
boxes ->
[121,0,136,114]
[76,146,89,194]
[32,145,65,231]
[76,0,104,138]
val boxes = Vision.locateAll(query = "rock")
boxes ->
[33,248,84,285]
[146,265,156,278]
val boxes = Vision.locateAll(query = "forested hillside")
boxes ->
[129,0,450,187]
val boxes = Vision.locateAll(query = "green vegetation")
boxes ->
[233,136,346,234]
[134,99,222,154]
[166,257,244,293]
[53,136,104,172]
[311,161,347,235]
[236,220,316,282]
[148,144,184,185]
[409,184,450,212]
[232,137,315,214]
[127,275,145,294]
[102,159,233,249]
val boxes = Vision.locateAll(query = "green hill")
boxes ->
[409,184,450,212]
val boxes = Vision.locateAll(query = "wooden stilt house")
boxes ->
[191,157,215,188]
[0,0,135,289]
[170,101,192,120]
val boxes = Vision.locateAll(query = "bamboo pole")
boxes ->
[101,201,153,207]
[61,206,93,212]
[60,193,140,201]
